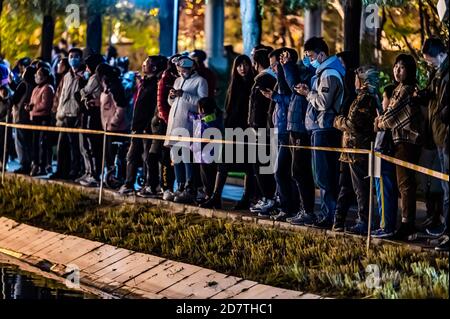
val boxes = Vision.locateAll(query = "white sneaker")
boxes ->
[162,189,175,201]
[250,198,267,213]
[250,198,275,213]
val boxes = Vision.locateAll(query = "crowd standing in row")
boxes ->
[0,36,448,251]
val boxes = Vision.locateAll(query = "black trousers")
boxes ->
[31,115,51,169]
[335,162,357,223]
[79,110,103,178]
[56,117,81,177]
[290,131,316,214]
[124,134,152,189]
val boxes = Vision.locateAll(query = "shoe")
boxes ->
[311,215,333,229]
[79,175,99,188]
[270,209,291,222]
[136,186,160,198]
[196,189,207,204]
[199,194,222,209]
[392,223,417,241]
[250,198,275,214]
[30,165,47,177]
[162,189,176,201]
[332,217,345,232]
[435,235,449,252]
[75,173,89,184]
[118,184,134,195]
[45,165,53,175]
[426,223,447,238]
[288,210,317,226]
[371,228,394,239]
[346,222,368,236]
[257,208,277,219]
[174,189,196,204]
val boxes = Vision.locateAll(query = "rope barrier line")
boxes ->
[375,152,449,182]
[1,122,448,181]
[0,122,371,152]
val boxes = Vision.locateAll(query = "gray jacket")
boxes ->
[305,55,345,132]
[56,69,86,122]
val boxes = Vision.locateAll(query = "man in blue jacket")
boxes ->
[296,37,345,229]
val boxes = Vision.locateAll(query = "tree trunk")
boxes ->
[41,14,55,63]
[159,0,176,56]
[240,0,261,56]
[304,7,322,42]
[86,5,102,55]
[343,0,362,67]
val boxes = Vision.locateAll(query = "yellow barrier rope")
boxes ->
[1,122,448,181]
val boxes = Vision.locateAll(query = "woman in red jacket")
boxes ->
[28,67,54,176]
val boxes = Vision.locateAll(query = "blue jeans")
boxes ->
[275,134,299,214]
[437,147,449,228]
[171,147,193,188]
[375,160,398,233]
[311,130,340,220]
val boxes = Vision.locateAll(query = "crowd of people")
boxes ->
[0,36,448,251]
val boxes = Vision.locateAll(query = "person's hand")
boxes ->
[174,89,183,97]
[260,88,273,100]
[24,103,33,112]
[169,89,177,98]
[294,83,309,96]
[280,51,291,65]
[374,116,382,131]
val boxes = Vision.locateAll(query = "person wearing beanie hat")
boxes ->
[333,64,380,235]
[164,55,208,204]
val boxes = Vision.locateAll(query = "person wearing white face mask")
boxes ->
[27,67,54,176]
[165,56,208,204]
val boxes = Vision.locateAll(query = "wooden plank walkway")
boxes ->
[0,216,324,299]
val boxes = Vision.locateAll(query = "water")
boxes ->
[0,263,95,299]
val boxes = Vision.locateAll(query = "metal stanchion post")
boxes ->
[366,142,375,254]
[98,131,107,205]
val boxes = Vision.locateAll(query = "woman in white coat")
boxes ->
[164,56,208,203]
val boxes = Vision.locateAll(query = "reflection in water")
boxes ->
[0,263,94,299]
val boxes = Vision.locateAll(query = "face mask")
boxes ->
[181,72,190,79]
[303,57,311,67]
[311,59,321,69]
[84,71,91,80]
[69,57,81,69]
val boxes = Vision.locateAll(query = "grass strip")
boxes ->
[0,176,448,299]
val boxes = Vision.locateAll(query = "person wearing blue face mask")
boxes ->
[294,37,346,230]
[51,47,86,181]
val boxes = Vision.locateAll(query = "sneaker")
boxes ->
[392,223,417,241]
[289,211,317,226]
[250,199,266,213]
[30,165,47,177]
[371,228,395,239]
[174,189,196,204]
[118,184,134,195]
[270,210,291,222]
[136,186,160,198]
[426,223,447,238]
[332,220,345,232]
[75,173,89,184]
[346,222,368,236]
[311,215,333,229]
[162,189,176,201]
[435,235,449,252]
[79,175,99,187]
[251,198,275,214]
[196,189,207,204]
